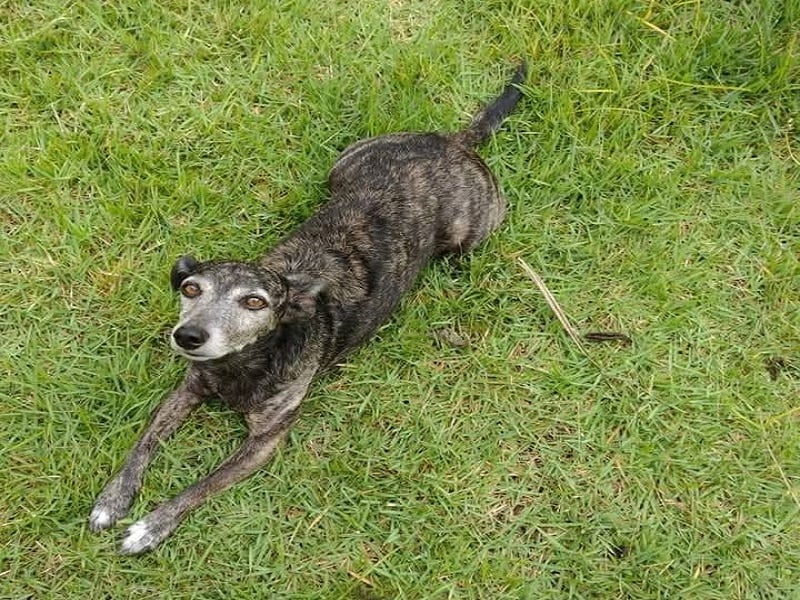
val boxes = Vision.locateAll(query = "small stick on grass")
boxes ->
[517,257,589,356]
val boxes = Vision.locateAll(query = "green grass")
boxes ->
[2,0,799,597]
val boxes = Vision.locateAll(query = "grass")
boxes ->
[1,0,798,597]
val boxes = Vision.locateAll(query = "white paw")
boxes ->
[89,507,112,531]
[120,520,156,555]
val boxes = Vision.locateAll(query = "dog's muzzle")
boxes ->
[172,325,209,351]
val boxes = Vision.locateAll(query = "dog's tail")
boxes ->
[458,61,527,147]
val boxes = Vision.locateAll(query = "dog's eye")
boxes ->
[181,282,202,298]
[242,296,268,310]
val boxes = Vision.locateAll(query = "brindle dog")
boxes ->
[89,62,527,554]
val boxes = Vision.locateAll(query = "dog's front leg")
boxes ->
[118,373,313,555]
[89,375,206,532]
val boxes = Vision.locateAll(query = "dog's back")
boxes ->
[261,63,527,366]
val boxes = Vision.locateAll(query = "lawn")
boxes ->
[1,0,798,597]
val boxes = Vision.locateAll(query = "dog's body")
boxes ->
[89,63,527,554]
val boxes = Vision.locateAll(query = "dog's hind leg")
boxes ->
[89,376,206,532]
[118,372,314,555]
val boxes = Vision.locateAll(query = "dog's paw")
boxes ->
[89,478,136,532]
[89,506,115,531]
[119,519,158,555]
[119,512,176,555]
[89,498,130,532]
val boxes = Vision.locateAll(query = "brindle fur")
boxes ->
[89,63,527,554]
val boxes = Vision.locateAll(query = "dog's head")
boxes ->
[168,256,325,361]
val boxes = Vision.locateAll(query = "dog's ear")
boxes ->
[283,273,326,321]
[170,255,199,291]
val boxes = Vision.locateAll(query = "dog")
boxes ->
[89,62,527,554]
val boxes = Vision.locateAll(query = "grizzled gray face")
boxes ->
[168,256,323,362]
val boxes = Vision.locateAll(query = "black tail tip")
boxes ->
[459,59,529,147]
[510,61,528,87]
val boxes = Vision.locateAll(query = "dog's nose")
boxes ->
[173,325,208,350]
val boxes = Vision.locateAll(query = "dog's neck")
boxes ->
[187,320,317,411]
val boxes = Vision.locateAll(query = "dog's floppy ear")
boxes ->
[170,255,199,291]
[283,273,326,321]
